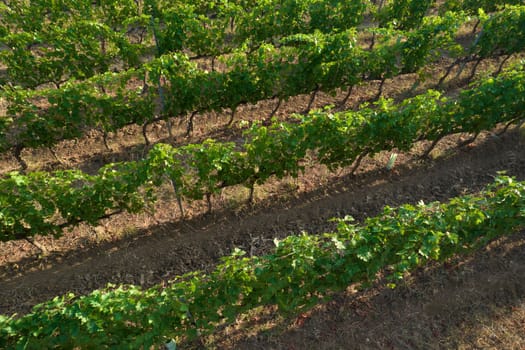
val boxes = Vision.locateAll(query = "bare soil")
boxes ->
[0,43,524,349]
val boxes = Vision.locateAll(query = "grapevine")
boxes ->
[0,175,523,348]
[0,11,467,155]
[0,64,523,242]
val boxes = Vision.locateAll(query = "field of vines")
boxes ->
[1,0,525,348]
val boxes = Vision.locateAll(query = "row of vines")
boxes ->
[1,65,524,241]
[1,0,524,347]
[2,5,525,162]
[1,175,524,348]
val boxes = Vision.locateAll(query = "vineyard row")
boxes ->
[2,0,517,88]
[5,6,525,157]
[1,64,524,242]
[1,175,523,348]
[1,0,369,88]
